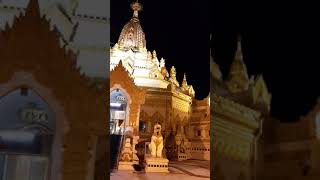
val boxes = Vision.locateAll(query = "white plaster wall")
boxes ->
[0,0,110,79]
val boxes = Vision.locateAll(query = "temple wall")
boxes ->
[211,93,261,180]
[214,155,252,180]
[189,97,210,160]
[0,0,109,79]
[272,120,313,143]
[261,110,320,179]
[189,141,210,160]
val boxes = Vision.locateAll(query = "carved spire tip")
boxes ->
[131,1,142,17]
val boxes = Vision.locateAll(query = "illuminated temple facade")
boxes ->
[109,2,210,168]
[210,37,272,180]
[211,36,320,180]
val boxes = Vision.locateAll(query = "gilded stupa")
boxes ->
[110,1,195,97]
[117,2,146,51]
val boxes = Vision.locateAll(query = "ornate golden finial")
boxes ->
[169,66,179,87]
[131,1,142,18]
[160,58,165,67]
[170,66,176,78]
[182,73,188,88]
[152,50,157,59]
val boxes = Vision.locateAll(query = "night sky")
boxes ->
[111,0,211,100]
[212,1,320,121]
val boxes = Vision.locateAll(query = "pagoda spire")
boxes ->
[182,73,188,88]
[235,36,245,64]
[232,36,249,80]
[226,35,250,93]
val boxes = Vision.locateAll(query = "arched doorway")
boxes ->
[110,62,146,171]
[109,87,131,170]
[110,88,129,135]
[0,88,55,180]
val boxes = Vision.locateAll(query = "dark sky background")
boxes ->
[212,1,319,121]
[111,1,320,121]
[111,0,210,100]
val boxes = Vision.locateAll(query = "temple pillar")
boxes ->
[129,103,141,135]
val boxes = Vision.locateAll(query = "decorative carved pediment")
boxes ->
[110,60,146,105]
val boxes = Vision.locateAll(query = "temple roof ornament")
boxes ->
[226,36,250,93]
[152,50,157,59]
[159,58,168,78]
[170,66,176,78]
[117,1,146,51]
[152,50,160,67]
[180,73,195,97]
[188,85,195,97]
[160,58,165,68]
[182,73,188,89]
[252,75,272,112]
[169,66,180,87]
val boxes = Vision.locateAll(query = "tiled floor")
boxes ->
[110,160,210,180]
